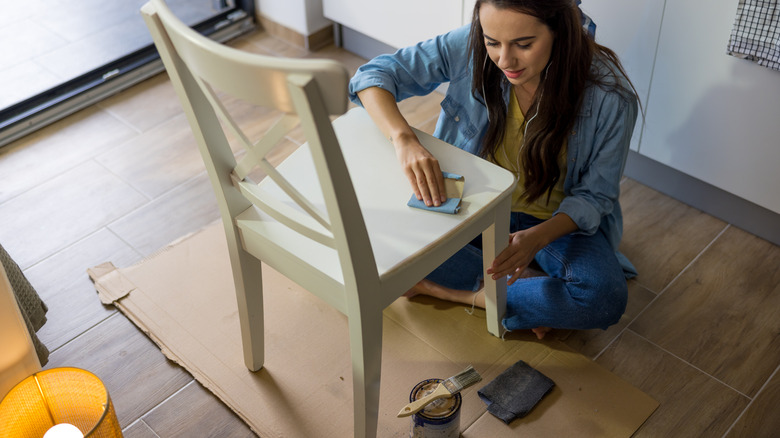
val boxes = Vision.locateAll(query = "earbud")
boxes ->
[482,55,491,122]
[507,60,552,172]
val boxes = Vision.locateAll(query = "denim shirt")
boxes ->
[348,25,639,277]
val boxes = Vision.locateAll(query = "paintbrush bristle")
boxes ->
[442,365,482,394]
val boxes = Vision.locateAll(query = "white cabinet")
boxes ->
[580,0,665,151]
[586,0,780,215]
[323,0,475,49]
[639,0,780,214]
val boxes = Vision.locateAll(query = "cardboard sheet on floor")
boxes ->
[88,221,658,437]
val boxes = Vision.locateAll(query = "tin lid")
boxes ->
[411,379,462,420]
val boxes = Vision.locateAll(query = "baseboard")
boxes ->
[257,15,334,51]
[624,150,779,246]
[337,24,397,59]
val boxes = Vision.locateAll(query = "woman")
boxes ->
[349,0,639,339]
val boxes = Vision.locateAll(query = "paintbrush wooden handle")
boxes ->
[397,383,452,417]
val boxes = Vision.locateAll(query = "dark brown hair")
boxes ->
[468,0,638,203]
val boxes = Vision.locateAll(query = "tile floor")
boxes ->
[0,0,223,111]
[1,29,778,438]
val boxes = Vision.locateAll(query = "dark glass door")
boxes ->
[0,0,255,148]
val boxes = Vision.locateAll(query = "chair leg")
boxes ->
[229,241,266,372]
[482,202,511,337]
[347,308,383,438]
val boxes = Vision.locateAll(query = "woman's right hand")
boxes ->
[392,133,447,207]
[356,86,446,206]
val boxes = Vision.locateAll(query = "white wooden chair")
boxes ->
[142,1,515,436]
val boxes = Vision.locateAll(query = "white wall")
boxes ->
[323,0,468,48]
[256,0,331,35]
[580,0,664,152]
[305,0,332,33]
[584,0,780,215]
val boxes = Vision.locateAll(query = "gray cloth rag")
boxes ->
[1,244,49,365]
[478,360,555,424]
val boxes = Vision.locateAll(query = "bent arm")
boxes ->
[356,87,446,206]
[349,26,473,206]
[356,87,417,148]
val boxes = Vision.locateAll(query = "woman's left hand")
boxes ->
[486,213,579,285]
[486,229,546,285]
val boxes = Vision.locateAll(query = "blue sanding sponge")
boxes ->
[407,172,464,214]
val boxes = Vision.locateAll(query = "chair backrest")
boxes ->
[142,0,379,293]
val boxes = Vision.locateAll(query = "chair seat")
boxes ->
[236,108,515,311]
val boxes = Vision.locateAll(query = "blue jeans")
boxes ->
[426,213,628,331]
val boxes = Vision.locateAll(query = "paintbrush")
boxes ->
[397,365,482,417]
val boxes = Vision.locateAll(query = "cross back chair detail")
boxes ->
[142,1,515,436]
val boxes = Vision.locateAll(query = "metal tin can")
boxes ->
[409,378,462,438]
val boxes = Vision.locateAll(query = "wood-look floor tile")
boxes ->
[96,114,205,199]
[23,228,140,294]
[227,31,277,56]
[630,226,780,397]
[0,1,46,27]
[0,107,137,203]
[108,172,220,257]
[32,0,141,48]
[596,330,749,437]
[34,17,150,81]
[240,31,309,58]
[285,122,313,146]
[0,19,66,70]
[416,117,439,136]
[245,138,302,182]
[219,94,286,147]
[141,381,255,438]
[25,229,141,351]
[726,368,780,438]
[0,61,62,110]
[0,160,148,269]
[619,178,726,293]
[98,73,184,133]
[45,313,193,428]
[558,280,656,359]
[121,420,159,438]
[305,44,369,76]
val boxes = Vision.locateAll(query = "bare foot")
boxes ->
[531,326,552,340]
[403,282,427,299]
[404,280,484,307]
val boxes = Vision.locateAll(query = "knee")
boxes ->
[583,280,627,330]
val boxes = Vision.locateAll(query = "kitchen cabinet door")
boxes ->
[324,0,466,49]
[580,0,665,151]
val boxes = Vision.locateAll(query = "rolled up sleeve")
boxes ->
[348,25,471,106]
